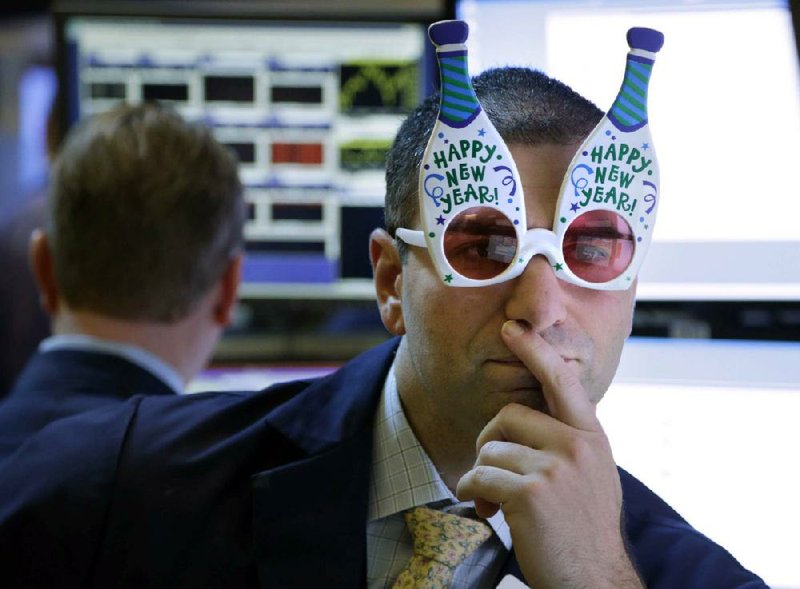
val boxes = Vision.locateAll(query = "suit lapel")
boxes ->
[251,428,372,588]
[250,337,399,588]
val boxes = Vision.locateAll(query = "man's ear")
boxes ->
[29,229,59,316]
[212,253,242,327]
[370,228,405,335]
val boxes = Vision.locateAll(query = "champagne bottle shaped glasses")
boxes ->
[396,20,525,286]
[553,27,665,289]
[396,23,664,290]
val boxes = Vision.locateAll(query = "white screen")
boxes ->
[458,0,800,300]
[603,337,800,589]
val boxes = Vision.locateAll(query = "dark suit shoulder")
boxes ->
[0,397,143,586]
[89,383,314,584]
[132,379,310,441]
[0,349,177,462]
[118,382,308,476]
[0,340,398,586]
[619,468,768,588]
[0,383,308,586]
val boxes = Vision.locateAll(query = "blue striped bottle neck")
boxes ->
[608,53,655,132]
[436,48,481,128]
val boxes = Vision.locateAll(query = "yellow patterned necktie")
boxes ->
[391,506,492,589]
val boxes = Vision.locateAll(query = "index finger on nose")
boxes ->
[501,320,602,432]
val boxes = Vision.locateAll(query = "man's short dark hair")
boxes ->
[47,102,244,322]
[384,67,604,258]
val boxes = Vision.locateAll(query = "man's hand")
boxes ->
[456,320,643,589]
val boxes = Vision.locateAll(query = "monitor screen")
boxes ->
[602,336,800,589]
[55,3,445,300]
[457,0,800,301]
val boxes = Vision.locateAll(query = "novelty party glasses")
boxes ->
[395,21,664,290]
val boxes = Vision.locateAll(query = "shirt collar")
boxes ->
[39,334,185,395]
[368,361,512,549]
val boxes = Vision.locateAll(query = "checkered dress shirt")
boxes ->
[367,364,512,589]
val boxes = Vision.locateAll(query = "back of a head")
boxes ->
[384,67,604,239]
[48,103,244,322]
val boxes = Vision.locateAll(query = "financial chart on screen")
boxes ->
[59,13,435,298]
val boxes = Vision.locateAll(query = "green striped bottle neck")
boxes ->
[436,49,481,128]
[608,53,655,132]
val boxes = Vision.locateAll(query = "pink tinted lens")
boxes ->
[443,207,517,280]
[562,210,635,283]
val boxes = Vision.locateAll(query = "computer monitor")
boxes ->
[602,336,800,588]
[457,0,800,301]
[53,0,451,300]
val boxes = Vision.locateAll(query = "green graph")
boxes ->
[339,139,392,171]
[339,61,418,113]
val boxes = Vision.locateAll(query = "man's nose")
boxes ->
[503,253,568,332]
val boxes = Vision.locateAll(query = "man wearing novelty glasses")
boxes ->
[369,68,646,587]
[364,65,766,587]
[0,66,767,589]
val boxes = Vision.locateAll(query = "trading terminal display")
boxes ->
[62,18,428,290]
[339,62,420,113]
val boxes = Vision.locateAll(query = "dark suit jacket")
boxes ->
[0,338,768,588]
[0,349,176,462]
